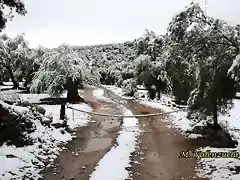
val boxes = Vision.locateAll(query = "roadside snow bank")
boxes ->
[0,118,72,179]
[139,95,192,133]
[66,103,92,129]
[90,107,140,180]
[40,103,92,129]
[219,99,240,144]
[195,99,240,180]
[92,88,115,103]
[196,146,240,180]
[0,102,92,179]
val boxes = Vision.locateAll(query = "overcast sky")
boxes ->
[2,0,240,48]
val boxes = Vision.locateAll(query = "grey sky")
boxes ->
[3,0,240,48]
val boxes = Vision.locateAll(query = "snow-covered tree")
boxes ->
[166,34,198,104]
[122,78,137,96]
[0,0,26,31]
[23,46,49,88]
[0,33,29,88]
[134,55,171,99]
[168,2,239,127]
[135,29,164,61]
[30,44,100,102]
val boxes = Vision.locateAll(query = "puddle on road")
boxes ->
[83,137,112,153]
[90,130,107,138]
[101,118,121,129]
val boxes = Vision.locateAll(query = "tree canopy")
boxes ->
[0,0,26,31]
[30,44,100,102]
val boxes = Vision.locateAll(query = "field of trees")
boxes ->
[1,1,240,180]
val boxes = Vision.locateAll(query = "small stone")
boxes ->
[125,167,131,171]
[41,117,52,126]
[6,154,17,158]
[134,161,140,164]
[60,129,65,134]
[81,166,86,169]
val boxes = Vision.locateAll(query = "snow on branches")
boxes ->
[30,44,100,97]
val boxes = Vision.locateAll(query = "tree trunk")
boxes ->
[155,85,161,100]
[24,70,33,88]
[6,66,19,89]
[66,80,84,103]
[60,104,66,120]
[212,100,218,128]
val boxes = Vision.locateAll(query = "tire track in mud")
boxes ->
[128,102,208,180]
[43,86,207,180]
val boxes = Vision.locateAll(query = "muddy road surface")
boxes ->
[44,88,122,180]
[43,87,206,180]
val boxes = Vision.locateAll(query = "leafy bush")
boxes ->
[122,78,137,96]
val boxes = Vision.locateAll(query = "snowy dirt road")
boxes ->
[44,88,122,180]
[128,102,208,180]
[43,87,206,180]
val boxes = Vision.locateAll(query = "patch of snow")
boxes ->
[3,82,13,86]
[219,99,240,145]
[19,91,67,104]
[136,89,148,99]
[39,105,61,124]
[0,120,72,180]
[236,92,240,98]
[92,88,115,103]
[0,90,21,102]
[196,147,240,180]
[66,103,92,129]
[103,85,133,99]
[228,54,240,74]
[138,94,191,133]
[0,85,13,90]
[0,100,92,179]
[19,93,50,103]
[0,100,29,113]
[40,103,92,129]
[90,107,140,180]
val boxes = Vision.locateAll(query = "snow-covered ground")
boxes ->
[19,91,68,104]
[0,82,24,91]
[0,93,92,179]
[90,106,140,180]
[92,88,115,103]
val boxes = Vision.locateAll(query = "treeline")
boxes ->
[1,3,240,128]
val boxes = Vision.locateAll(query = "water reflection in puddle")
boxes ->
[83,138,112,153]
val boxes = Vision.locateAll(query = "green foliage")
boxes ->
[122,78,137,96]
[0,0,26,31]
[168,2,240,126]
[30,44,100,97]
[0,33,29,88]
[134,55,171,99]
[135,29,164,61]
